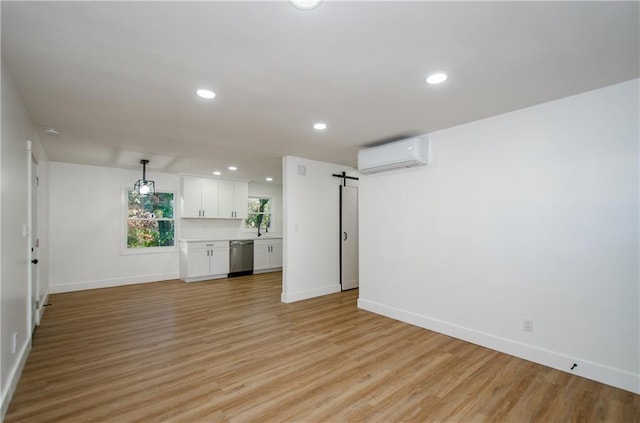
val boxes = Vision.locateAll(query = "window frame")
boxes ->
[244,196,273,232]
[121,187,178,255]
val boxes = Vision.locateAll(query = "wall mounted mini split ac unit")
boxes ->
[357,135,429,174]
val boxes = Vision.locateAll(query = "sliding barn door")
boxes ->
[341,185,359,290]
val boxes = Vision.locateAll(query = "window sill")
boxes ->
[121,246,178,256]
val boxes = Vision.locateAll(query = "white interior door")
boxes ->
[341,185,359,290]
[30,154,39,330]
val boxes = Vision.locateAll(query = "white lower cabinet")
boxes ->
[180,240,229,282]
[253,238,283,273]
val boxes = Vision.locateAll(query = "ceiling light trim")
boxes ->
[426,72,448,85]
[196,89,216,99]
[289,0,322,10]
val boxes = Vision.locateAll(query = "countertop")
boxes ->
[179,234,282,242]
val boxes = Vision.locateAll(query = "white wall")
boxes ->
[358,79,640,393]
[49,162,180,293]
[1,62,49,419]
[282,156,356,302]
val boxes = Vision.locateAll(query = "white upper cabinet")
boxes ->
[201,179,219,217]
[181,177,248,219]
[181,177,202,218]
[180,177,219,218]
[218,180,248,219]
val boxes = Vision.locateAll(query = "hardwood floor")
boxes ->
[5,272,639,422]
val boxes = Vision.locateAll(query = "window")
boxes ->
[127,190,175,249]
[245,197,271,230]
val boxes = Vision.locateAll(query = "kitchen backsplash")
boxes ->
[181,218,243,240]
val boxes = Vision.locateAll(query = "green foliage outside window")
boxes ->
[127,191,175,248]
[245,197,271,229]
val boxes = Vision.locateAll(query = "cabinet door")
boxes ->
[269,244,283,268]
[210,246,230,275]
[219,181,248,219]
[218,180,234,218]
[200,178,219,218]
[254,244,270,271]
[233,182,249,219]
[186,249,210,278]
[181,177,202,218]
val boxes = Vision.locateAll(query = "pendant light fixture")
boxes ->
[134,159,155,196]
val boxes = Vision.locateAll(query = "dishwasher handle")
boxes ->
[230,240,254,247]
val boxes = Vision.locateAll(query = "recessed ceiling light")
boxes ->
[289,0,322,10]
[196,89,216,99]
[228,166,237,171]
[314,123,327,130]
[266,177,273,182]
[213,171,221,176]
[426,73,448,85]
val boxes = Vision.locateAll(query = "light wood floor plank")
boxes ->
[5,272,639,422]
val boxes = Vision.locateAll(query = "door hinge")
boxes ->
[34,176,39,187]
[36,300,39,309]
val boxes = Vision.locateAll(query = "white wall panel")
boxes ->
[1,62,49,419]
[282,156,357,302]
[48,163,180,292]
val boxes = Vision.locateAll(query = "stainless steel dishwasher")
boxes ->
[229,240,254,277]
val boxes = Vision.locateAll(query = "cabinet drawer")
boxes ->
[182,241,229,250]
[254,238,282,247]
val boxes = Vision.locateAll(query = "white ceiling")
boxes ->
[2,1,638,184]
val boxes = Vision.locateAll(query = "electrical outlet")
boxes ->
[523,319,534,332]
[12,332,17,354]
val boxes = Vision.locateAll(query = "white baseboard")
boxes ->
[358,298,640,395]
[50,273,179,293]
[1,338,31,421]
[38,290,49,324]
[183,273,227,283]
[281,284,341,303]
[253,267,282,275]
